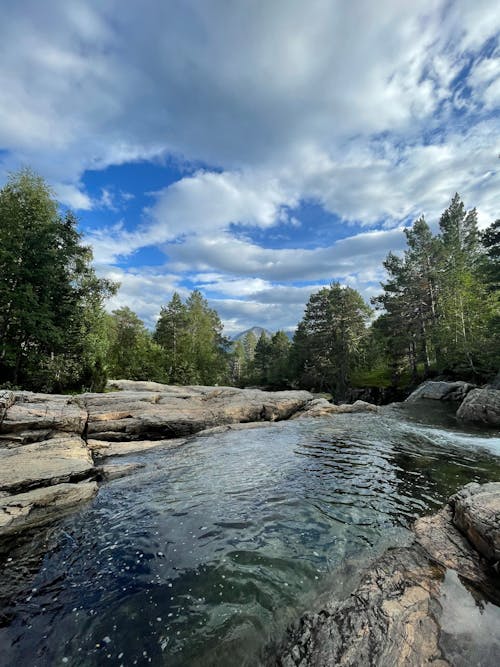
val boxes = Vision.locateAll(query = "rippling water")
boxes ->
[1,402,500,666]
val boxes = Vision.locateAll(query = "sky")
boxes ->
[0,0,499,335]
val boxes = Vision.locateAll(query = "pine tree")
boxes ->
[437,195,488,375]
[154,293,191,382]
[253,332,271,385]
[267,331,291,388]
[292,283,370,398]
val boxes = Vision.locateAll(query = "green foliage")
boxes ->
[267,331,292,388]
[292,283,371,399]
[0,169,117,391]
[2,172,496,394]
[107,307,165,382]
[372,194,499,384]
[154,290,229,385]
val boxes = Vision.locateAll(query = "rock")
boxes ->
[0,482,98,537]
[414,505,493,591]
[196,421,274,437]
[456,387,500,426]
[96,462,145,480]
[85,386,312,441]
[406,380,475,403]
[450,482,500,563]
[293,398,377,419]
[291,398,339,418]
[0,436,95,494]
[88,437,186,458]
[0,390,15,428]
[1,392,87,434]
[274,546,447,667]
[0,429,54,446]
[107,379,174,392]
[345,400,378,413]
[272,482,500,666]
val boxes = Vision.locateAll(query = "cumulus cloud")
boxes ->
[1,0,499,331]
[1,1,498,181]
[97,265,186,327]
[166,227,407,282]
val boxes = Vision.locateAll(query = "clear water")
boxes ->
[1,402,500,666]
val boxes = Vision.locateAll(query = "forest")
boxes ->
[0,169,498,399]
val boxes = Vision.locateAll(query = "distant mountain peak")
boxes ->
[232,326,272,341]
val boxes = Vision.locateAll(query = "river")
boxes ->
[1,401,499,666]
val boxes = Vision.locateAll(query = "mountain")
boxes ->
[232,326,272,341]
[231,326,295,341]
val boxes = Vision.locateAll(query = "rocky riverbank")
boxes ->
[271,482,500,667]
[1,378,499,539]
[1,382,352,537]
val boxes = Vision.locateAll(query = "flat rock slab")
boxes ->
[0,436,94,494]
[88,437,186,458]
[96,462,145,480]
[85,386,313,441]
[456,387,500,426]
[1,392,87,434]
[293,398,377,418]
[0,482,98,537]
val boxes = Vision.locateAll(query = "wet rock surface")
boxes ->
[272,482,500,667]
[273,546,447,667]
[451,482,500,563]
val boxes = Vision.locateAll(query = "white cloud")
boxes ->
[1,1,499,331]
[1,0,499,183]
[97,265,186,328]
[166,228,407,282]
[54,183,93,210]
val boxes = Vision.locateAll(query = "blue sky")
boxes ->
[1,1,499,333]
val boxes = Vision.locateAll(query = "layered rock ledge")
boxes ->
[272,482,500,667]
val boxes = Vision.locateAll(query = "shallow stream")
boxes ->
[1,401,500,666]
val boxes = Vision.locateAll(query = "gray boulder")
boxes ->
[451,482,500,562]
[293,398,377,419]
[406,380,474,403]
[456,387,500,426]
